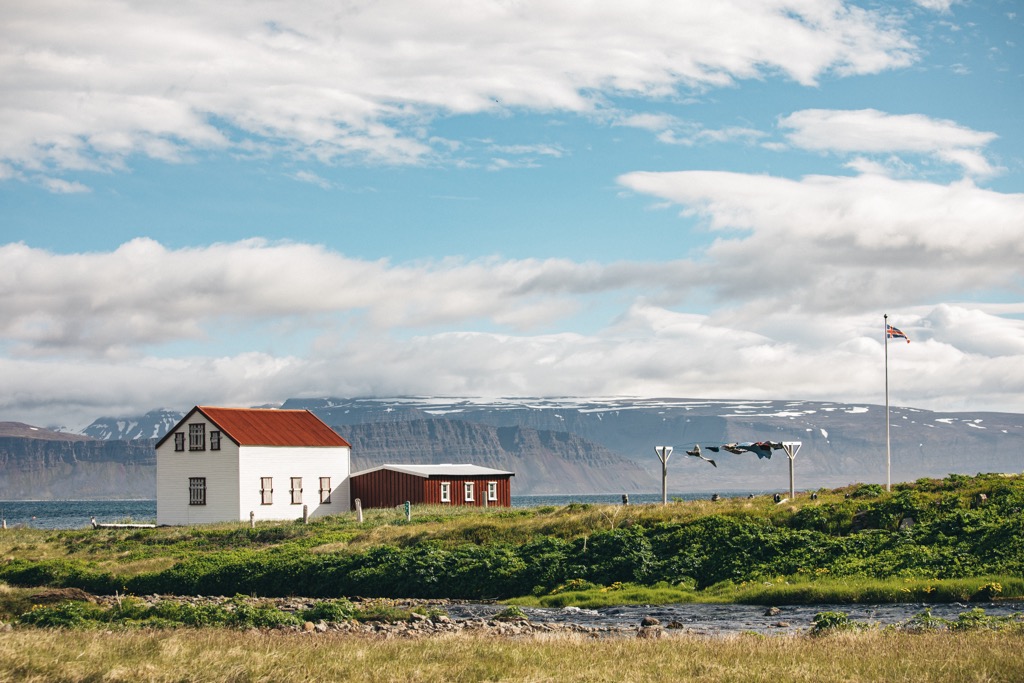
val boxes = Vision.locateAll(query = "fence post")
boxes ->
[303,504,309,524]
[249,511,255,529]
[404,501,411,522]
[355,498,363,523]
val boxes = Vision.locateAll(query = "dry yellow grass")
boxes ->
[0,628,1020,682]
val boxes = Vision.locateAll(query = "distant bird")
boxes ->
[685,444,717,467]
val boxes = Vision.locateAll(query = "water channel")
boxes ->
[446,601,1024,636]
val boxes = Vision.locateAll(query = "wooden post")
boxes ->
[622,494,629,505]
[249,511,255,529]
[355,498,363,523]
[303,504,309,524]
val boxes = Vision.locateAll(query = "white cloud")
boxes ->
[617,169,1024,312]
[779,109,1000,177]
[3,301,1022,429]
[290,170,333,189]
[1,1,915,182]
[42,178,90,194]
[1,237,1023,427]
[913,0,958,11]
[0,238,697,355]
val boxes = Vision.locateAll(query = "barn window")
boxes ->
[290,477,303,504]
[188,423,205,451]
[209,430,221,451]
[260,477,273,505]
[440,482,451,503]
[189,477,206,505]
[464,481,475,502]
[174,432,185,451]
[319,477,331,504]
[487,481,498,502]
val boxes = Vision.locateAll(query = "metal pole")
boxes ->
[654,446,673,505]
[789,456,795,500]
[885,313,891,492]
[782,442,801,500]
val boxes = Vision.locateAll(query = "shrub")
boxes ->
[17,600,108,628]
[810,610,864,635]
[300,599,357,623]
[494,605,528,621]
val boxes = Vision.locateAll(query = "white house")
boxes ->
[156,406,351,525]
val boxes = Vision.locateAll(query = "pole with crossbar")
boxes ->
[654,446,673,505]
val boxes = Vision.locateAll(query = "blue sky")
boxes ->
[1,0,1022,428]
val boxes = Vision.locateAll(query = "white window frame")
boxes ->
[439,481,451,503]
[319,477,331,504]
[487,481,498,502]
[260,477,273,505]
[464,481,474,502]
[290,477,303,505]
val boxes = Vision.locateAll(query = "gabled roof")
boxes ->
[156,406,350,448]
[351,463,514,478]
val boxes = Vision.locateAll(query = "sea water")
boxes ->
[0,492,758,530]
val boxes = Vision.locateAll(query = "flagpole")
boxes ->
[884,313,891,492]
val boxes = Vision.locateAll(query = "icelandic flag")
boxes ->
[886,324,910,343]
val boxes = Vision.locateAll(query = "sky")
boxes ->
[1,0,1022,429]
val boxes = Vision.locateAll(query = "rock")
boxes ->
[667,620,685,629]
[637,626,663,639]
[774,621,790,628]
[640,616,660,627]
[764,606,781,617]
[303,621,315,632]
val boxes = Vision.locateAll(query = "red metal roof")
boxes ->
[195,406,351,448]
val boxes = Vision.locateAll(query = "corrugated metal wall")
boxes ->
[423,476,511,507]
[350,469,424,509]
[351,469,512,509]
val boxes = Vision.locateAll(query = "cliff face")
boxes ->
[0,419,655,499]
[9,396,1024,501]
[346,419,657,494]
[0,435,155,500]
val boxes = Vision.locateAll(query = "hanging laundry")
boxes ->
[685,444,717,467]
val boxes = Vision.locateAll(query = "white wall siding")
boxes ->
[236,446,350,522]
[156,416,240,525]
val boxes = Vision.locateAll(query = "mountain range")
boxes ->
[1,397,1021,500]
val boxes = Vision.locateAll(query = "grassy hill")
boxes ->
[1,473,1022,606]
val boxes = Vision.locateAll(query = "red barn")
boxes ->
[350,464,514,509]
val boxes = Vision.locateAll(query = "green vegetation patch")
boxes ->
[2,474,1024,605]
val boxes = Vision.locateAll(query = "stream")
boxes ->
[445,601,1024,636]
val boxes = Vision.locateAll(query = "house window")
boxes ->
[188,423,205,451]
[439,481,451,503]
[210,430,221,451]
[174,432,185,451]
[189,477,206,506]
[319,477,331,504]
[260,477,273,505]
[488,481,498,502]
[464,481,475,502]
[290,477,303,505]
